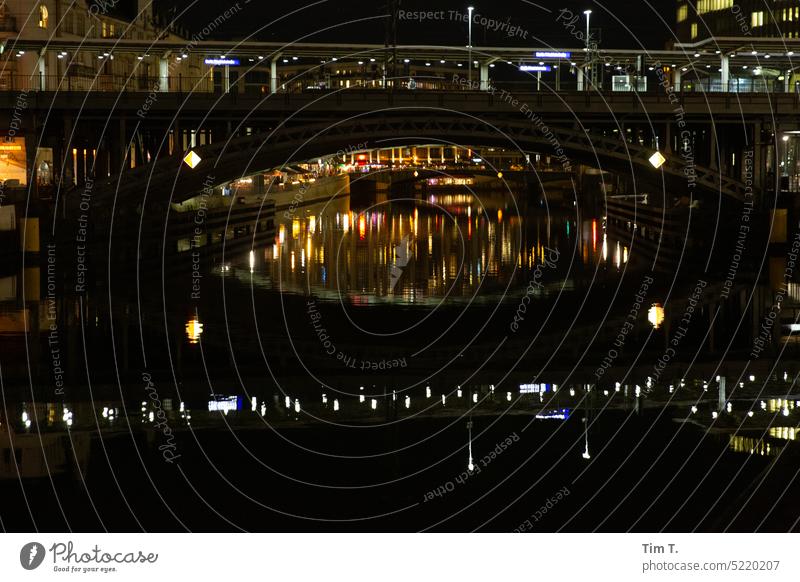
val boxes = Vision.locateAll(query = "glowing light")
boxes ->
[426,386,431,398]
[691,406,698,414]
[333,399,339,411]
[359,214,366,239]
[285,396,291,408]
[294,399,301,413]
[472,393,478,403]
[442,395,446,406]
[251,397,257,412]
[371,399,377,410]
[183,150,202,169]
[185,318,204,344]
[507,392,512,401]
[648,303,665,329]
[322,393,328,404]
[649,151,666,168]
[405,395,411,409]
[457,386,462,398]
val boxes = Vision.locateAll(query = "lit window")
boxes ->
[751,11,764,27]
[38,5,49,28]
[691,22,698,39]
[677,4,688,22]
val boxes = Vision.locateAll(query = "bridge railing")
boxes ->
[0,72,797,96]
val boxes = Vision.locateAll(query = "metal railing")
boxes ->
[0,72,797,96]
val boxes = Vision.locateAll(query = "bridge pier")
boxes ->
[270,56,280,95]
[720,54,730,91]
[479,62,490,91]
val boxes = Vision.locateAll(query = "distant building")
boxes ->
[676,0,800,42]
[0,1,202,92]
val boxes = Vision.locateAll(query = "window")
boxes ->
[677,4,688,22]
[751,11,764,27]
[696,0,733,15]
[691,22,698,39]
[38,5,49,28]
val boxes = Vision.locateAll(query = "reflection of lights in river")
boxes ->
[648,303,665,329]
[185,318,203,344]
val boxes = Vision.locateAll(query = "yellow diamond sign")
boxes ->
[648,151,666,169]
[183,151,202,169]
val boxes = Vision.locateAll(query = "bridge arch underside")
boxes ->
[96,114,748,211]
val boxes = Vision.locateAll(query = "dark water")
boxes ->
[1,190,799,532]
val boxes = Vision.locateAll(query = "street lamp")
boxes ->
[583,9,592,52]
[468,6,474,85]
[467,418,475,471]
[583,10,592,91]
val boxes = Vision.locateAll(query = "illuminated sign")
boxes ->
[520,65,551,72]
[535,51,571,59]
[204,58,240,66]
[208,396,242,412]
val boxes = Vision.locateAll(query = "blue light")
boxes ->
[205,58,240,66]
[535,51,571,59]
[520,65,551,72]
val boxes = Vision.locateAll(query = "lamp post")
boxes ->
[468,6,474,85]
[467,418,475,471]
[584,9,592,51]
[583,10,592,91]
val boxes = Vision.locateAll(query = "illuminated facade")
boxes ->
[0,1,202,92]
[676,0,800,41]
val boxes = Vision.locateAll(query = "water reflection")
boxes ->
[237,193,632,305]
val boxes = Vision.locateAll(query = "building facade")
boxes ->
[676,0,800,41]
[0,0,204,92]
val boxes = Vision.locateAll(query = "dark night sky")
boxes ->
[145,1,677,49]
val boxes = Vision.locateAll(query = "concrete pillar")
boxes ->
[577,67,584,91]
[37,51,46,90]
[159,58,169,92]
[674,68,682,92]
[720,54,730,91]
[223,65,230,94]
[480,62,489,91]
[718,376,726,411]
[270,57,279,94]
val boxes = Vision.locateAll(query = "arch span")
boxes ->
[90,111,750,211]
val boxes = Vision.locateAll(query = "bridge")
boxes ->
[1,39,797,219]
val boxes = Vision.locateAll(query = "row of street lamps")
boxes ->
[465,6,593,90]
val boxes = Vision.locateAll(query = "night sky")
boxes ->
[142,1,677,49]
